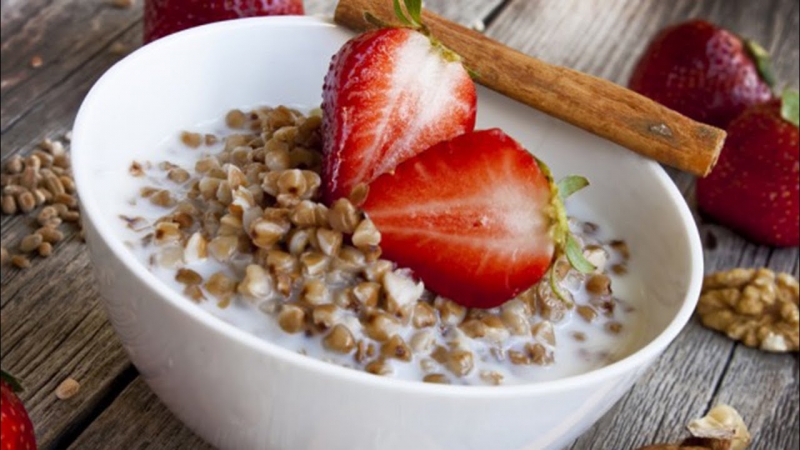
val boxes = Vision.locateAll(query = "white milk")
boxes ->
[105,109,642,386]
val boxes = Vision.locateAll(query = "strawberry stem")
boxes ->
[566,235,596,273]
[385,0,463,65]
[781,89,799,127]
[364,11,389,29]
[549,264,574,308]
[744,39,776,89]
[535,159,596,307]
[557,175,590,201]
[1,369,23,392]
[392,0,414,27]
[404,0,423,26]
[393,0,423,29]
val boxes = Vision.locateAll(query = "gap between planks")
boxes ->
[48,365,139,450]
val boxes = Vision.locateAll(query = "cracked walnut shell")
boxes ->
[697,268,799,352]
[638,404,751,450]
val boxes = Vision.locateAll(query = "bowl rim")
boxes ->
[72,15,704,398]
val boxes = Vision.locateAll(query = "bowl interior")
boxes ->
[72,16,702,390]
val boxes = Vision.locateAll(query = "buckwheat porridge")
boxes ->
[113,105,641,386]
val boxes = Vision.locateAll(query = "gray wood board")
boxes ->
[1,0,797,449]
[482,0,798,448]
[0,1,505,449]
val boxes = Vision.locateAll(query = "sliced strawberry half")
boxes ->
[321,26,477,204]
[362,129,591,309]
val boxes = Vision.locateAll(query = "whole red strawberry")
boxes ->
[1,371,37,450]
[363,129,593,309]
[629,19,774,128]
[144,0,305,43]
[321,3,477,204]
[696,90,799,247]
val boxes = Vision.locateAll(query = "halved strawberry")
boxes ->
[362,129,591,309]
[321,7,477,204]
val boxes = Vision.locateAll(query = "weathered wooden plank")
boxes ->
[0,22,143,450]
[1,0,796,449]
[308,0,506,26]
[483,0,798,449]
[0,239,133,448]
[487,0,798,88]
[0,0,143,133]
[0,0,504,141]
[710,348,799,450]
[569,324,736,449]
[1,31,140,163]
[0,1,507,449]
[66,378,212,450]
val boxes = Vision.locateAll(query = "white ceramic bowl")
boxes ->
[72,16,703,450]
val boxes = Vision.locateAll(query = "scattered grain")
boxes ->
[381,335,412,361]
[17,191,36,213]
[20,234,44,253]
[423,374,450,384]
[180,131,203,148]
[36,227,64,244]
[111,0,133,8]
[323,324,356,353]
[586,274,612,295]
[278,304,306,334]
[11,255,31,269]
[109,42,129,55]
[55,377,80,400]
[1,195,16,215]
[576,305,598,323]
[365,359,392,376]
[226,109,247,129]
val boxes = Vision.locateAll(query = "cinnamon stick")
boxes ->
[333,0,725,177]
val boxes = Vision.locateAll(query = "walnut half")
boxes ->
[638,404,751,450]
[696,268,799,352]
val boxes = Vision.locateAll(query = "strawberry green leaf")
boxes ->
[1,369,23,392]
[744,39,776,88]
[557,176,589,201]
[781,89,799,127]
[364,12,389,29]
[393,0,413,27]
[566,235,596,274]
[549,266,573,307]
[404,0,423,27]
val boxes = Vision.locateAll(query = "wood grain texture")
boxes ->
[0,0,143,133]
[0,8,144,450]
[308,0,505,25]
[66,378,213,450]
[0,0,797,449]
[481,1,798,448]
[0,1,503,449]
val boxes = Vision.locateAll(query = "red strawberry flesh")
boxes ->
[696,98,799,247]
[322,27,477,204]
[144,0,305,43]
[362,129,555,309]
[629,19,773,128]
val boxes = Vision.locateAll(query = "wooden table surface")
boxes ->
[1,0,798,449]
